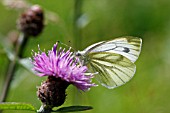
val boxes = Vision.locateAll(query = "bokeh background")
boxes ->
[1,0,170,113]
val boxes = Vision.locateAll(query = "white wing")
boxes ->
[88,52,136,89]
[76,36,142,89]
[83,36,142,63]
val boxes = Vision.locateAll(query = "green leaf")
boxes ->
[53,106,93,112]
[0,102,36,112]
[0,33,15,61]
[18,58,36,74]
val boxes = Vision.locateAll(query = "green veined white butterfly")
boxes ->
[75,36,142,89]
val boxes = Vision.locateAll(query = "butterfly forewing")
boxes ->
[85,36,142,63]
[87,52,136,89]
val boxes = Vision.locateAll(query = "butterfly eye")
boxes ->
[75,52,81,56]
[75,51,86,57]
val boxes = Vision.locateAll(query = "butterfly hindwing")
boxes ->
[87,52,136,89]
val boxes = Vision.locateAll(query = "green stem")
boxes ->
[73,0,83,49]
[17,34,29,58]
[37,105,52,113]
[72,0,84,105]
[0,33,28,103]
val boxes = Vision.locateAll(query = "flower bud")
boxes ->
[37,76,70,108]
[17,5,44,37]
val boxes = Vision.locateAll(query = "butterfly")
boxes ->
[75,36,142,89]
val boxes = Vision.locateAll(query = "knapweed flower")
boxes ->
[32,43,96,91]
[32,43,96,108]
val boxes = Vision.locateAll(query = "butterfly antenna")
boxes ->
[57,40,76,51]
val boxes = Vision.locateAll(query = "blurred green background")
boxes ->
[1,0,170,113]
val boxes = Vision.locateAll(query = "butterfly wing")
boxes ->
[84,36,142,63]
[77,36,142,88]
[87,52,136,89]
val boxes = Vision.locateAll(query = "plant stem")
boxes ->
[73,0,84,105]
[37,105,52,113]
[0,33,28,102]
[73,0,83,49]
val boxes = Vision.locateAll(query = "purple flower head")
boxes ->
[32,43,97,91]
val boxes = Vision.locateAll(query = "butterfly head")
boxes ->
[74,50,90,65]
[75,50,86,57]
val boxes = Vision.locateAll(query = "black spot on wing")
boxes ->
[123,47,130,53]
